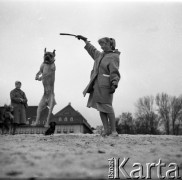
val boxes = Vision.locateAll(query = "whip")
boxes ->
[59,33,88,41]
[60,33,79,38]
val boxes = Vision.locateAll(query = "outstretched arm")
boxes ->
[77,35,101,60]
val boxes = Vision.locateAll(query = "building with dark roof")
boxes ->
[0,103,93,134]
[52,103,93,134]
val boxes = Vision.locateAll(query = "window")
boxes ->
[63,127,67,133]
[57,129,61,134]
[36,129,40,134]
[70,127,74,133]
[64,117,68,121]
[57,127,61,133]
[59,117,62,121]
[64,111,70,115]
[70,117,73,121]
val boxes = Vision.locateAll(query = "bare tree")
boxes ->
[176,111,182,135]
[117,112,133,134]
[170,95,182,135]
[135,95,158,134]
[156,93,171,135]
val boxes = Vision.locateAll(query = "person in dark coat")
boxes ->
[77,35,120,137]
[10,81,28,133]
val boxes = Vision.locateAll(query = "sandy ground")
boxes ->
[0,134,181,180]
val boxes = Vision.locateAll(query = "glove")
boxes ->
[110,85,117,94]
[77,35,87,41]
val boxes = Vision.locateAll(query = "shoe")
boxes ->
[101,131,110,137]
[101,132,107,137]
[109,132,119,137]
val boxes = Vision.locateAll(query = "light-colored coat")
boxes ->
[83,42,120,104]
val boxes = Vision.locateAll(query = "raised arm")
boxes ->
[77,35,101,60]
[84,42,101,60]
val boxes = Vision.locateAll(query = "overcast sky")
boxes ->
[0,0,182,127]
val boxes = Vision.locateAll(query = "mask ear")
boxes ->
[53,50,56,57]
[44,48,46,54]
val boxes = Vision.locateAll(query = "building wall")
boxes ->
[1,104,92,134]
[13,125,84,135]
[55,125,83,134]
[15,126,46,134]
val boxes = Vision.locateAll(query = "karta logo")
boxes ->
[108,157,181,179]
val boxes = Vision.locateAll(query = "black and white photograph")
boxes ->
[0,0,182,179]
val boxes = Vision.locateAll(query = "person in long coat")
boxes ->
[10,81,28,133]
[77,35,120,137]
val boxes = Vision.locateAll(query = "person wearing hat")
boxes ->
[10,81,28,133]
[77,36,121,137]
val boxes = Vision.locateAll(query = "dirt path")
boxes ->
[0,134,181,179]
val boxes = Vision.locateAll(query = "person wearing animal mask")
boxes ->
[34,48,56,127]
[77,35,120,137]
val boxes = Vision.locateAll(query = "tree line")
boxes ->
[116,92,182,135]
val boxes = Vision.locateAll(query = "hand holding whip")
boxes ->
[60,33,88,42]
